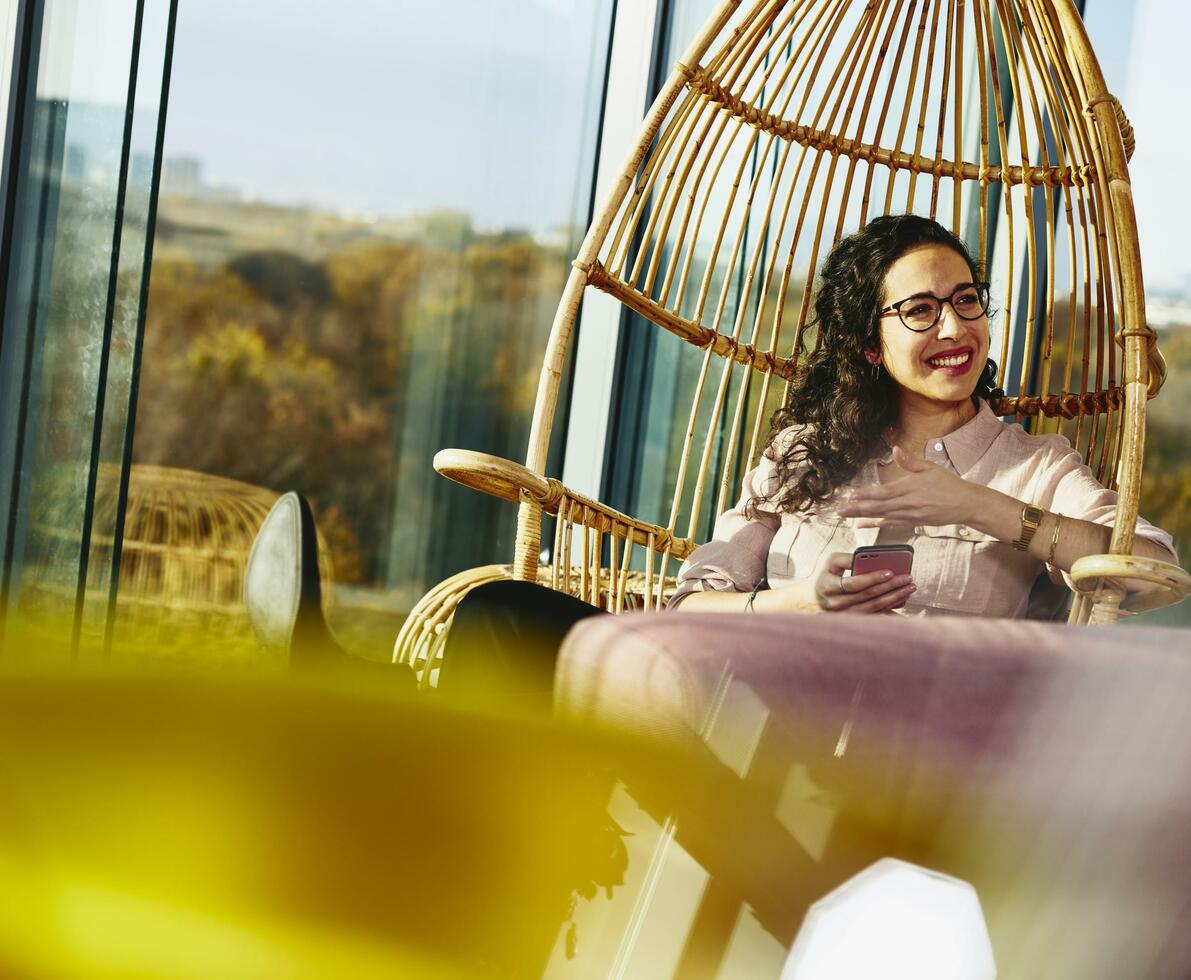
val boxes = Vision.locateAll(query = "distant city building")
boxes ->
[131,152,154,188]
[162,155,202,197]
[63,144,87,184]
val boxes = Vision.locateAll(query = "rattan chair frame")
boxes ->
[395,0,1189,684]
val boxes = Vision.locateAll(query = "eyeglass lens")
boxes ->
[899,285,988,330]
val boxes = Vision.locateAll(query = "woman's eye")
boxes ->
[906,303,934,317]
[955,292,978,306]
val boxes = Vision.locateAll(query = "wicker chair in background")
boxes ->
[395,0,1190,686]
[28,465,331,662]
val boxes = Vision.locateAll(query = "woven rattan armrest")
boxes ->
[393,451,698,686]
[1069,553,1191,615]
[433,448,696,560]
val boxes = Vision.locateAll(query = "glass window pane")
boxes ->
[1086,0,1191,628]
[0,1,19,159]
[125,0,613,658]
[0,0,173,654]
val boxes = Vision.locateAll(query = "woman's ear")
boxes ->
[863,349,882,366]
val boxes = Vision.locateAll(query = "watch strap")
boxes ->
[1013,504,1044,552]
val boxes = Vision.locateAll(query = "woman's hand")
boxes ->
[758,551,915,613]
[836,446,985,527]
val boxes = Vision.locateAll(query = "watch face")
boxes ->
[1024,505,1044,524]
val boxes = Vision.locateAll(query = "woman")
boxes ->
[437,214,1179,708]
[672,214,1178,617]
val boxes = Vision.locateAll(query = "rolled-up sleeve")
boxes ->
[1036,440,1178,581]
[666,441,787,610]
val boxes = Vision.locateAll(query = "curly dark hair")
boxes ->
[749,214,1001,517]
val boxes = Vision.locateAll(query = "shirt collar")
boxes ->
[856,399,1004,486]
[940,399,1003,476]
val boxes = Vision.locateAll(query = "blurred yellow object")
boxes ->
[0,666,624,978]
[7,612,1191,978]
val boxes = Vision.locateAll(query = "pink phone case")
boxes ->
[850,545,914,607]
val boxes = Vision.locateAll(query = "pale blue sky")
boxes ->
[161,0,612,231]
[1084,0,1191,291]
[65,0,1189,289]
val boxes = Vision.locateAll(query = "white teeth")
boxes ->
[928,352,971,368]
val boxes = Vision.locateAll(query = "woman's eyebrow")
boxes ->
[898,281,976,300]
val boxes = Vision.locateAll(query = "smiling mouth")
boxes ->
[926,349,972,369]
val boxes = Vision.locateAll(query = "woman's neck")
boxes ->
[891,396,978,456]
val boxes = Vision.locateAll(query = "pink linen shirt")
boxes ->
[670,400,1178,618]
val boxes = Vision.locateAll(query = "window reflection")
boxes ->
[0,0,170,654]
[126,0,612,656]
[1086,0,1191,628]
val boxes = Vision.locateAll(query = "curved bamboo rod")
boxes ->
[434,449,696,559]
[411,0,1181,637]
[511,0,746,581]
[1069,554,1191,616]
[688,67,1095,188]
[1051,0,1152,622]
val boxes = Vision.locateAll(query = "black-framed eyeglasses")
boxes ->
[879,282,991,332]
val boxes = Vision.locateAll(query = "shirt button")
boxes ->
[958,527,969,536]
[933,441,944,452]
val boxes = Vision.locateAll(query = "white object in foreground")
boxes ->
[781,857,996,980]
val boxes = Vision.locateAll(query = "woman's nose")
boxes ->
[935,303,963,339]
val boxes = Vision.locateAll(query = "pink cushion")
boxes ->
[555,612,1187,751]
[555,613,1191,970]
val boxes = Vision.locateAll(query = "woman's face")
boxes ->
[872,243,990,412]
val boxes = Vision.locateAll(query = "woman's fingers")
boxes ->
[838,574,913,608]
[813,557,849,610]
[844,483,899,503]
[848,570,911,594]
[841,497,924,520]
[850,582,916,613]
[824,551,854,574]
[838,493,912,518]
[814,553,914,612]
[814,575,844,610]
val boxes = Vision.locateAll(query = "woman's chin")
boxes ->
[930,369,982,398]
[898,382,980,411]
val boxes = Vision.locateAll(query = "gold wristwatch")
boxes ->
[1012,504,1044,552]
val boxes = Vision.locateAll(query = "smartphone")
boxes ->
[850,545,914,608]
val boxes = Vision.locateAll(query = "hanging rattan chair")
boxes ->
[395,0,1190,684]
